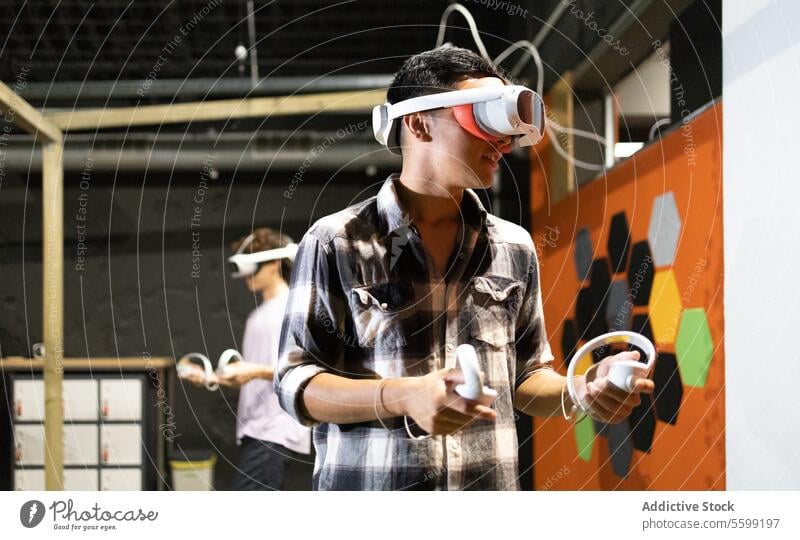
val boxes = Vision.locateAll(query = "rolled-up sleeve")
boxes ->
[274,230,345,426]
[514,246,555,389]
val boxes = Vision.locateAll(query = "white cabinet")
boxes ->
[15,469,99,490]
[14,424,44,466]
[64,469,99,490]
[16,424,99,466]
[63,425,98,465]
[63,380,99,421]
[12,380,44,421]
[10,374,151,491]
[14,469,44,490]
[100,424,142,466]
[100,469,142,490]
[100,379,142,421]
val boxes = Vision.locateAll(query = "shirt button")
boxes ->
[380,302,388,310]
[445,343,455,353]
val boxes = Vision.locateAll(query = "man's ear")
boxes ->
[401,112,433,146]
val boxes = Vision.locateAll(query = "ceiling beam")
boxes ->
[18,75,393,101]
[45,88,386,131]
[0,81,62,143]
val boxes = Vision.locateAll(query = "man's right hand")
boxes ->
[389,368,497,436]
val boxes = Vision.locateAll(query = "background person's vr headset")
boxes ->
[372,84,545,154]
[227,233,298,278]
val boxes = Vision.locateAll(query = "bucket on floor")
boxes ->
[169,450,217,490]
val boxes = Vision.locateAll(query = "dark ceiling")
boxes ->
[1,0,643,106]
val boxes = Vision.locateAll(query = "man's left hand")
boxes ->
[575,350,656,424]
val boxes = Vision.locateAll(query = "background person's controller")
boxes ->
[216,349,244,375]
[176,353,217,391]
[455,344,498,405]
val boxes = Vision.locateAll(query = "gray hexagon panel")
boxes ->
[574,227,593,281]
[605,279,632,331]
[607,421,634,478]
[647,192,682,267]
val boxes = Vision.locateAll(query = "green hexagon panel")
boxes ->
[676,308,714,387]
[575,416,595,462]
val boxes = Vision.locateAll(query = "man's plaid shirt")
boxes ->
[275,174,554,490]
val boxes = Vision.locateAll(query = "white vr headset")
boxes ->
[372,85,545,155]
[227,233,298,278]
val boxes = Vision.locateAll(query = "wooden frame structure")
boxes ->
[0,83,385,490]
[0,81,64,490]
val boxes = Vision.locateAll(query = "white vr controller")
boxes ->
[176,349,244,391]
[565,331,657,415]
[402,343,497,440]
[454,344,497,404]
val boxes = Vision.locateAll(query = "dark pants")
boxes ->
[231,436,313,491]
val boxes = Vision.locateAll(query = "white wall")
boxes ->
[724,0,800,489]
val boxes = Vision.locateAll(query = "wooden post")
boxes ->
[42,141,65,490]
[547,73,576,204]
[0,81,65,490]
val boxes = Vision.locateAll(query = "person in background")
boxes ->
[182,227,312,490]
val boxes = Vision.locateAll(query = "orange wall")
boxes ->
[530,102,725,490]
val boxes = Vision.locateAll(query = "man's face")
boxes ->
[244,260,279,292]
[416,76,512,190]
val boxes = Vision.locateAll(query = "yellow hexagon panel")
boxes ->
[648,269,684,346]
[574,350,594,376]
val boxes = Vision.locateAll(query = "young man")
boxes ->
[275,46,654,490]
[183,228,312,490]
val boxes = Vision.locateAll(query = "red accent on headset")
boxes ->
[452,104,513,154]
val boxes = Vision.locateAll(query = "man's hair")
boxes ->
[386,46,506,147]
[230,228,294,282]
[386,45,506,104]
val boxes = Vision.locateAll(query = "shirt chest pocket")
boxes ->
[466,275,524,348]
[350,282,416,350]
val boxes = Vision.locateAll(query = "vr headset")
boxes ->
[372,85,545,155]
[227,233,298,278]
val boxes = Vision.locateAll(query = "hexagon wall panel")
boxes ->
[652,353,683,425]
[574,227,593,281]
[594,419,608,438]
[676,308,714,388]
[575,417,595,462]
[586,258,611,339]
[630,315,655,362]
[575,288,595,337]
[532,103,726,490]
[607,212,631,274]
[607,421,634,477]
[558,195,694,469]
[576,287,608,340]
[648,270,683,345]
[628,393,657,453]
[605,280,632,332]
[561,319,579,369]
[627,241,655,306]
[648,192,682,267]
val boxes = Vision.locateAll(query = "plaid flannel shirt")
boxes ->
[275,174,554,490]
